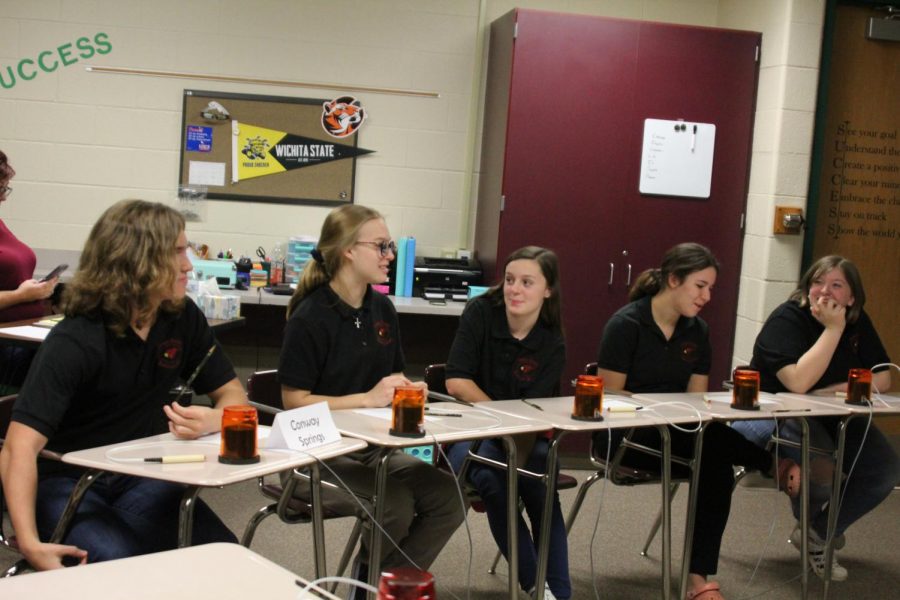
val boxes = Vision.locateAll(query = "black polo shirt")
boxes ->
[278,284,404,395]
[751,301,890,394]
[445,296,565,400]
[597,296,711,393]
[12,298,236,476]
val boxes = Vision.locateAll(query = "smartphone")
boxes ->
[39,263,68,283]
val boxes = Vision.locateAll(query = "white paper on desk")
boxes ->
[0,325,51,341]
[188,161,225,186]
[353,408,439,422]
[267,402,341,451]
[703,392,777,405]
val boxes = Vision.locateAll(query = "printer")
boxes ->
[412,256,482,301]
[191,258,237,289]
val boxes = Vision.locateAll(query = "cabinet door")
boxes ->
[485,10,759,386]
[620,23,760,387]
[497,11,640,378]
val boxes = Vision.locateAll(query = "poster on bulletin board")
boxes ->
[638,118,716,198]
[178,90,374,206]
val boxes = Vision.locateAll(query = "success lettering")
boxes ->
[1,33,112,90]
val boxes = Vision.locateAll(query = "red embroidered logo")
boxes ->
[158,340,183,369]
[680,341,699,363]
[374,320,393,345]
[513,357,539,383]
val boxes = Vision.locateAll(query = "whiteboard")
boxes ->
[638,119,716,198]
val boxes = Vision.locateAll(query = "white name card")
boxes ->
[266,402,341,451]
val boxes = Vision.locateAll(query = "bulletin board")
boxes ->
[638,118,716,198]
[178,89,371,206]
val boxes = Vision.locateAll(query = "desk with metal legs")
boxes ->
[634,392,851,600]
[778,392,900,600]
[329,404,549,600]
[479,395,706,600]
[60,430,366,579]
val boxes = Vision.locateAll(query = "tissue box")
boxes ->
[196,294,240,321]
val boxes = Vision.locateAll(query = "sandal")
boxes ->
[686,581,724,600]
[775,457,801,498]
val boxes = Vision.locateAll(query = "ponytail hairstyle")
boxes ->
[484,246,564,335]
[629,242,720,302]
[789,255,865,324]
[287,204,383,318]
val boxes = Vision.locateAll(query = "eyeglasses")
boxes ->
[0,186,11,197]
[356,240,397,257]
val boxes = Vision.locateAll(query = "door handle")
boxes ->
[608,263,615,285]
[626,263,632,286]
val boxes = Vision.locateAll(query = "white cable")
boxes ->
[639,400,704,433]
[587,427,613,600]
[293,446,469,600]
[295,575,377,599]
[432,434,474,600]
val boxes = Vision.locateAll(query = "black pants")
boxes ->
[594,422,773,575]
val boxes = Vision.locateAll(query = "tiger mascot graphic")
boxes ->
[322,96,366,138]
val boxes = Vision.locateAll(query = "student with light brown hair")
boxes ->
[0,199,246,570]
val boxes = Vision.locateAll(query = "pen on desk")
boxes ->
[520,398,543,411]
[171,344,217,406]
[424,408,463,417]
[607,405,643,413]
[691,125,697,152]
[142,454,206,464]
[773,409,811,413]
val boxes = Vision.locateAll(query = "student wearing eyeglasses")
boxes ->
[278,204,463,597]
[0,150,61,390]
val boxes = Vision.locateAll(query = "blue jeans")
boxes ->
[732,417,900,539]
[36,473,237,562]
[448,437,571,599]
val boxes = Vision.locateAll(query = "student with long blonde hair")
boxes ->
[279,204,463,596]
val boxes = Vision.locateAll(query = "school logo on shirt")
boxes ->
[680,341,699,363]
[513,357,539,383]
[158,339,183,369]
[374,320,393,345]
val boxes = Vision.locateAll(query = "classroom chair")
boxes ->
[563,362,696,558]
[423,363,579,575]
[0,394,102,577]
[242,370,365,587]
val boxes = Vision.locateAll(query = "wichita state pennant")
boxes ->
[232,121,373,182]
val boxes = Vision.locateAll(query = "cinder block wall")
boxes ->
[0,0,824,368]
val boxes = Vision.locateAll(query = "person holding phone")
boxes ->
[0,150,61,391]
[279,204,463,598]
[0,150,59,322]
[0,200,247,570]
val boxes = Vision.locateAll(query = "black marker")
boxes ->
[172,345,217,406]
[424,408,463,417]
[520,398,544,411]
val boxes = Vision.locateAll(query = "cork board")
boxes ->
[178,89,370,206]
